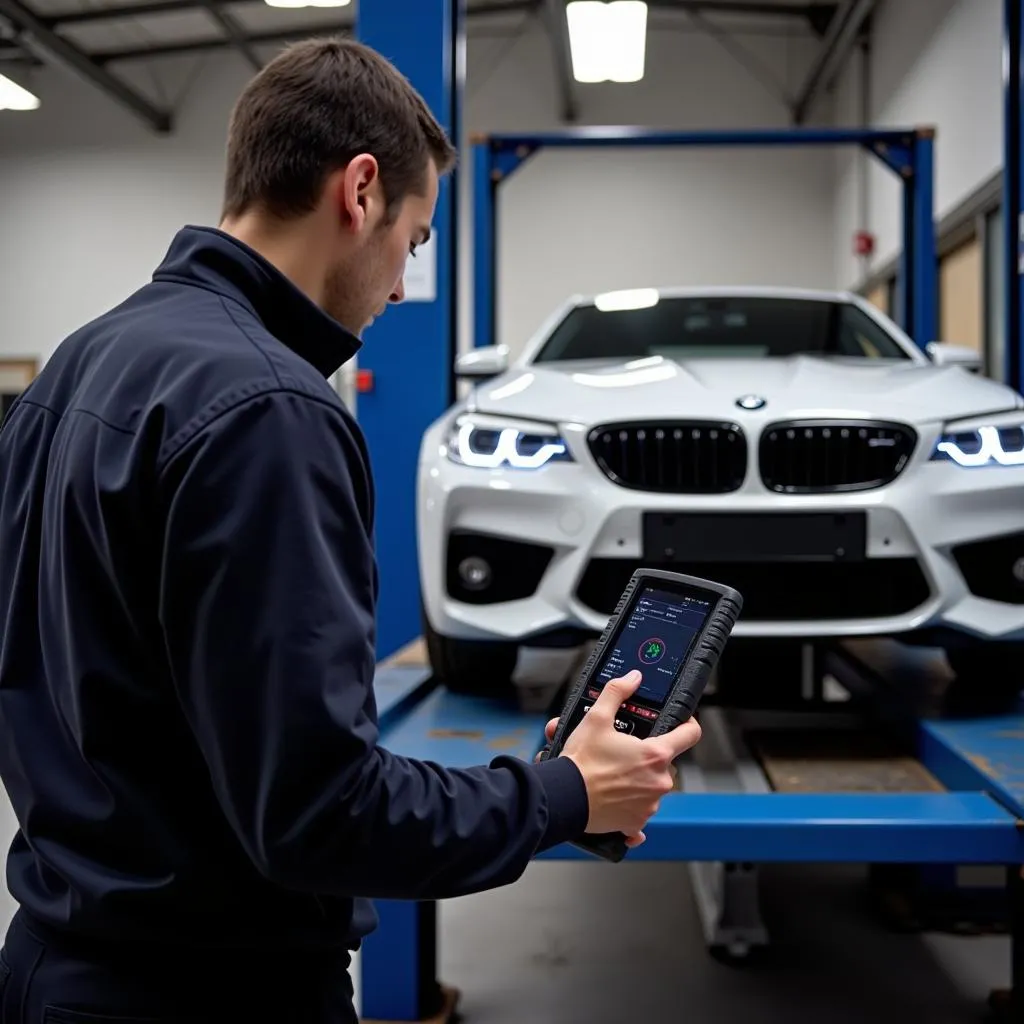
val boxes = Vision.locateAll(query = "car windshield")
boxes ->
[531,295,912,363]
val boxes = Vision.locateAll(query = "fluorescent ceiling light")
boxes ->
[265,0,349,7]
[566,1,648,84]
[0,73,39,111]
[594,288,659,312]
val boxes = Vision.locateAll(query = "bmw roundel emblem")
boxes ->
[736,394,766,410]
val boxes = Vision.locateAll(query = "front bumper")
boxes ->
[417,424,1024,646]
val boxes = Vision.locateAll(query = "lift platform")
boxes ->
[359,643,1024,1024]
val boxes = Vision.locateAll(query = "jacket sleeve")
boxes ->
[156,386,588,900]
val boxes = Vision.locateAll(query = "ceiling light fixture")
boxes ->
[264,0,350,7]
[566,1,648,84]
[0,73,39,111]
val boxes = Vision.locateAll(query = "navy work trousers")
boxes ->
[0,910,358,1023]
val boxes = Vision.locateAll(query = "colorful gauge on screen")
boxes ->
[639,638,666,665]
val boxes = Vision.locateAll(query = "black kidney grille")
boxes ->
[587,421,747,493]
[759,420,917,493]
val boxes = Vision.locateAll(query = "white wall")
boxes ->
[828,0,1005,289]
[0,55,250,365]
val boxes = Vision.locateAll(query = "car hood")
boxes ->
[467,355,1021,427]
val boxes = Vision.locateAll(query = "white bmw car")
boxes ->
[417,286,1024,705]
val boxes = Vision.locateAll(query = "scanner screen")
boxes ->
[566,583,714,740]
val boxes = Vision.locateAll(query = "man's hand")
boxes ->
[536,670,700,848]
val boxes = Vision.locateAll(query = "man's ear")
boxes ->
[336,154,381,234]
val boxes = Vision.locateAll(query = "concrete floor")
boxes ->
[439,859,1011,1023]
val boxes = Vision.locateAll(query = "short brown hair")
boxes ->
[221,36,457,220]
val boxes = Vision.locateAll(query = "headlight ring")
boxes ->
[445,415,573,470]
[932,421,1024,467]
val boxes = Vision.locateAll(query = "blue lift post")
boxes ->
[1003,11,1024,1004]
[353,5,464,1018]
[472,126,938,353]
[1006,0,1024,393]
[355,1,466,664]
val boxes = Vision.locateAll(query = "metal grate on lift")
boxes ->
[747,729,946,793]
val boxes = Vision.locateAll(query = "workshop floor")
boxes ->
[439,859,1010,1023]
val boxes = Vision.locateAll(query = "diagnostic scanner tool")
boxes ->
[540,568,743,863]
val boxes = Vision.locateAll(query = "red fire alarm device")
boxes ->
[853,230,875,257]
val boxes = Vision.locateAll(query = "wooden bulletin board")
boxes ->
[0,359,39,419]
[939,236,983,354]
[865,282,889,315]
[0,359,38,392]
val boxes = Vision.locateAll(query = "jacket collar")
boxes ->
[152,225,362,379]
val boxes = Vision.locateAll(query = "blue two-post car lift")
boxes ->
[355,2,1024,1021]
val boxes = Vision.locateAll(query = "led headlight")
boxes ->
[931,412,1024,467]
[445,414,573,470]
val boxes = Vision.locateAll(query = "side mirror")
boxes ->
[926,341,983,373]
[454,345,509,380]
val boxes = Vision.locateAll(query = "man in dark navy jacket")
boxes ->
[0,38,701,1022]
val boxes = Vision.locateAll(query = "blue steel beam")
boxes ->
[869,140,913,176]
[479,126,920,181]
[486,125,919,150]
[901,129,938,346]
[355,6,464,1018]
[356,3,466,662]
[470,137,541,351]
[360,900,442,1023]
[472,140,496,352]
[374,665,438,731]
[377,684,552,764]
[1006,0,1024,392]
[918,714,1024,819]
[537,791,1024,864]
[472,125,938,350]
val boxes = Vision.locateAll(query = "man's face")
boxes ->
[324,158,439,336]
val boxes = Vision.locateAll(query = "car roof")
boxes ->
[572,285,857,306]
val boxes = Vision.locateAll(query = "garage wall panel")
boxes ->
[865,282,889,314]
[939,235,983,351]
[0,54,250,365]
[827,0,1003,289]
